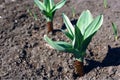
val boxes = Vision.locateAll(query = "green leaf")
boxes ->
[84,15,103,39]
[77,10,93,35]
[54,41,73,50]
[55,0,66,9]
[80,32,96,56]
[44,0,51,12]
[44,0,54,12]
[44,35,81,55]
[52,0,66,12]
[44,35,65,51]
[62,13,74,37]
[72,26,83,50]
[44,35,72,51]
[34,0,46,11]
[49,0,55,9]
[61,30,73,40]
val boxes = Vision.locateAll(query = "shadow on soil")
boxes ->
[53,19,77,34]
[61,19,77,30]
[84,45,120,74]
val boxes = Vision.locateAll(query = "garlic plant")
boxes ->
[44,10,103,76]
[34,0,66,33]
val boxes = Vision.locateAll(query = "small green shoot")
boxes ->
[103,0,107,8]
[112,22,118,41]
[44,10,103,62]
[27,8,38,20]
[32,11,38,21]
[71,6,76,18]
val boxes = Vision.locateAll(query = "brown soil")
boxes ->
[0,0,120,80]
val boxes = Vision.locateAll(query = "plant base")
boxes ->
[47,21,53,34]
[74,60,84,77]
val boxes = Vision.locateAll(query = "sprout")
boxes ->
[34,0,66,33]
[27,8,38,21]
[44,10,103,77]
[103,0,107,8]
[71,6,76,18]
[112,22,118,41]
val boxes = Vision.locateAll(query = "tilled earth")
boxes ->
[0,0,120,80]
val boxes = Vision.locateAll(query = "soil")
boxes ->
[0,0,120,80]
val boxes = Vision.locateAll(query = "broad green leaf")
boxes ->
[44,0,51,12]
[34,0,46,11]
[54,42,82,55]
[55,0,66,9]
[62,13,74,37]
[44,35,72,51]
[77,10,93,35]
[54,41,73,50]
[80,32,96,56]
[43,0,47,4]
[49,0,55,9]
[44,35,66,51]
[72,26,83,49]
[52,0,66,11]
[84,15,103,39]
[61,30,73,40]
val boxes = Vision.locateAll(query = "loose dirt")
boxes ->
[0,0,120,80]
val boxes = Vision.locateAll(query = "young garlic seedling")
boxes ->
[71,6,76,18]
[112,22,118,41]
[34,0,66,33]
[103,0,107,8]
[44,10,103,77]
